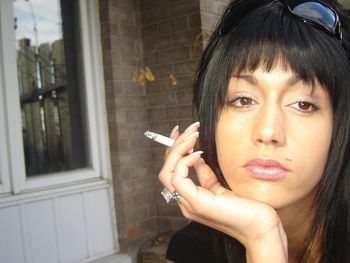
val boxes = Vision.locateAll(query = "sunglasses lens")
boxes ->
[288,1,337,33]
[219,0,341,41]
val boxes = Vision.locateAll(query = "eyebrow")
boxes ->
[232,74,308,87]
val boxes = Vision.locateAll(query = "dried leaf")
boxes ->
[145,67,155,81]
[169,74,177,86]
[138,69,146,86]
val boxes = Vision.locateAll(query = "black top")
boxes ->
[166,221,227,263]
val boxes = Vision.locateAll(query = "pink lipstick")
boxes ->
[243,159,288,180]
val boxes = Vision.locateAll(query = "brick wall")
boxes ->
[140,0,202,235]
[139,0,231,235]
[99,0,157,253]
[99,0,231,256]
[200,0,230,40]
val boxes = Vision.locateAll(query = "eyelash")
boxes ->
[227,96,256,108]
[227,96,320,113]
[291,100,320,113]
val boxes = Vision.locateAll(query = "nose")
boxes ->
[251,104,285,146]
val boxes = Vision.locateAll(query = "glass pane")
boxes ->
[13,0,90,176]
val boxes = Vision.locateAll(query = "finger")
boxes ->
[171,151,211,199]
[172,155,255,236]
[170,122,200,147]
[194,158,227,195]
[159,122,200,192]
[169,125,180,139]
[165,125,180,156]
[171,153,238,218]
[159,131,199,186]
[165,122,199,157]
[173,156,231,220]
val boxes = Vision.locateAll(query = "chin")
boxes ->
[248,194,289,209]
[243,188,315,211]
[233,185,295,209]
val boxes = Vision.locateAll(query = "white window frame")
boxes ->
[0,0,111,194]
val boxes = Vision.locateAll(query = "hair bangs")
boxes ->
[219,1,349,102]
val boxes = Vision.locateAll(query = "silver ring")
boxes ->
[171,190,181,201]
[161,188,174,203]
[161,188,181,203]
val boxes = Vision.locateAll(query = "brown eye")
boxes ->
[240,97,253,105]
[298,101,312,111]
[290,101,319,113]
[229,96,256,108]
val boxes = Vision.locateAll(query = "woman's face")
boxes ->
[215,65,333,210]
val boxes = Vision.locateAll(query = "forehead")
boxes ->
[228,64,332,99]
[234,66,297,82]
[232,63,297,84]
[231,61,322,88]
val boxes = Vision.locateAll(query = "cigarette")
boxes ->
[144,130,175,147]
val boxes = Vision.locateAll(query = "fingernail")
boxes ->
[184,131,199,142]
[194,158,205,168]
[187,148,194,154]
[189,151,203,156]
[197,158,205,164]
[170,125,179,138]
[185,121,200,132]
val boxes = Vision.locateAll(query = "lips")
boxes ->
[243,159,289,180]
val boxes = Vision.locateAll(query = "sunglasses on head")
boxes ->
[219,0,343,42]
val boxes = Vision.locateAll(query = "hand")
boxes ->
[158,122,288,262]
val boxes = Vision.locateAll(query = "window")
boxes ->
[0,0,108,193]
[14,0,90,177]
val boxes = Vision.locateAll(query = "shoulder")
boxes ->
[166,221,225,263]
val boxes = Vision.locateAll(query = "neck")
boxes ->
[276,190,321,262]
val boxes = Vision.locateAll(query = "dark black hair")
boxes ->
[193,0,350,262]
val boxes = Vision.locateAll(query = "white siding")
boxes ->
[0,206,25,263]
[25,199,59,263]
[0,185,117,263]
[85,189,115,256]
[57,194,88,262]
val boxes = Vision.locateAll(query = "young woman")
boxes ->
[158,0,350,262]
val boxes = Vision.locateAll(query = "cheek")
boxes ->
[215,114,244,159]
[215,113,249,176]
[294,124,332,183]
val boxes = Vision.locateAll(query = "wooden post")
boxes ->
[17,38,46,175]
[52,39,71,170]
